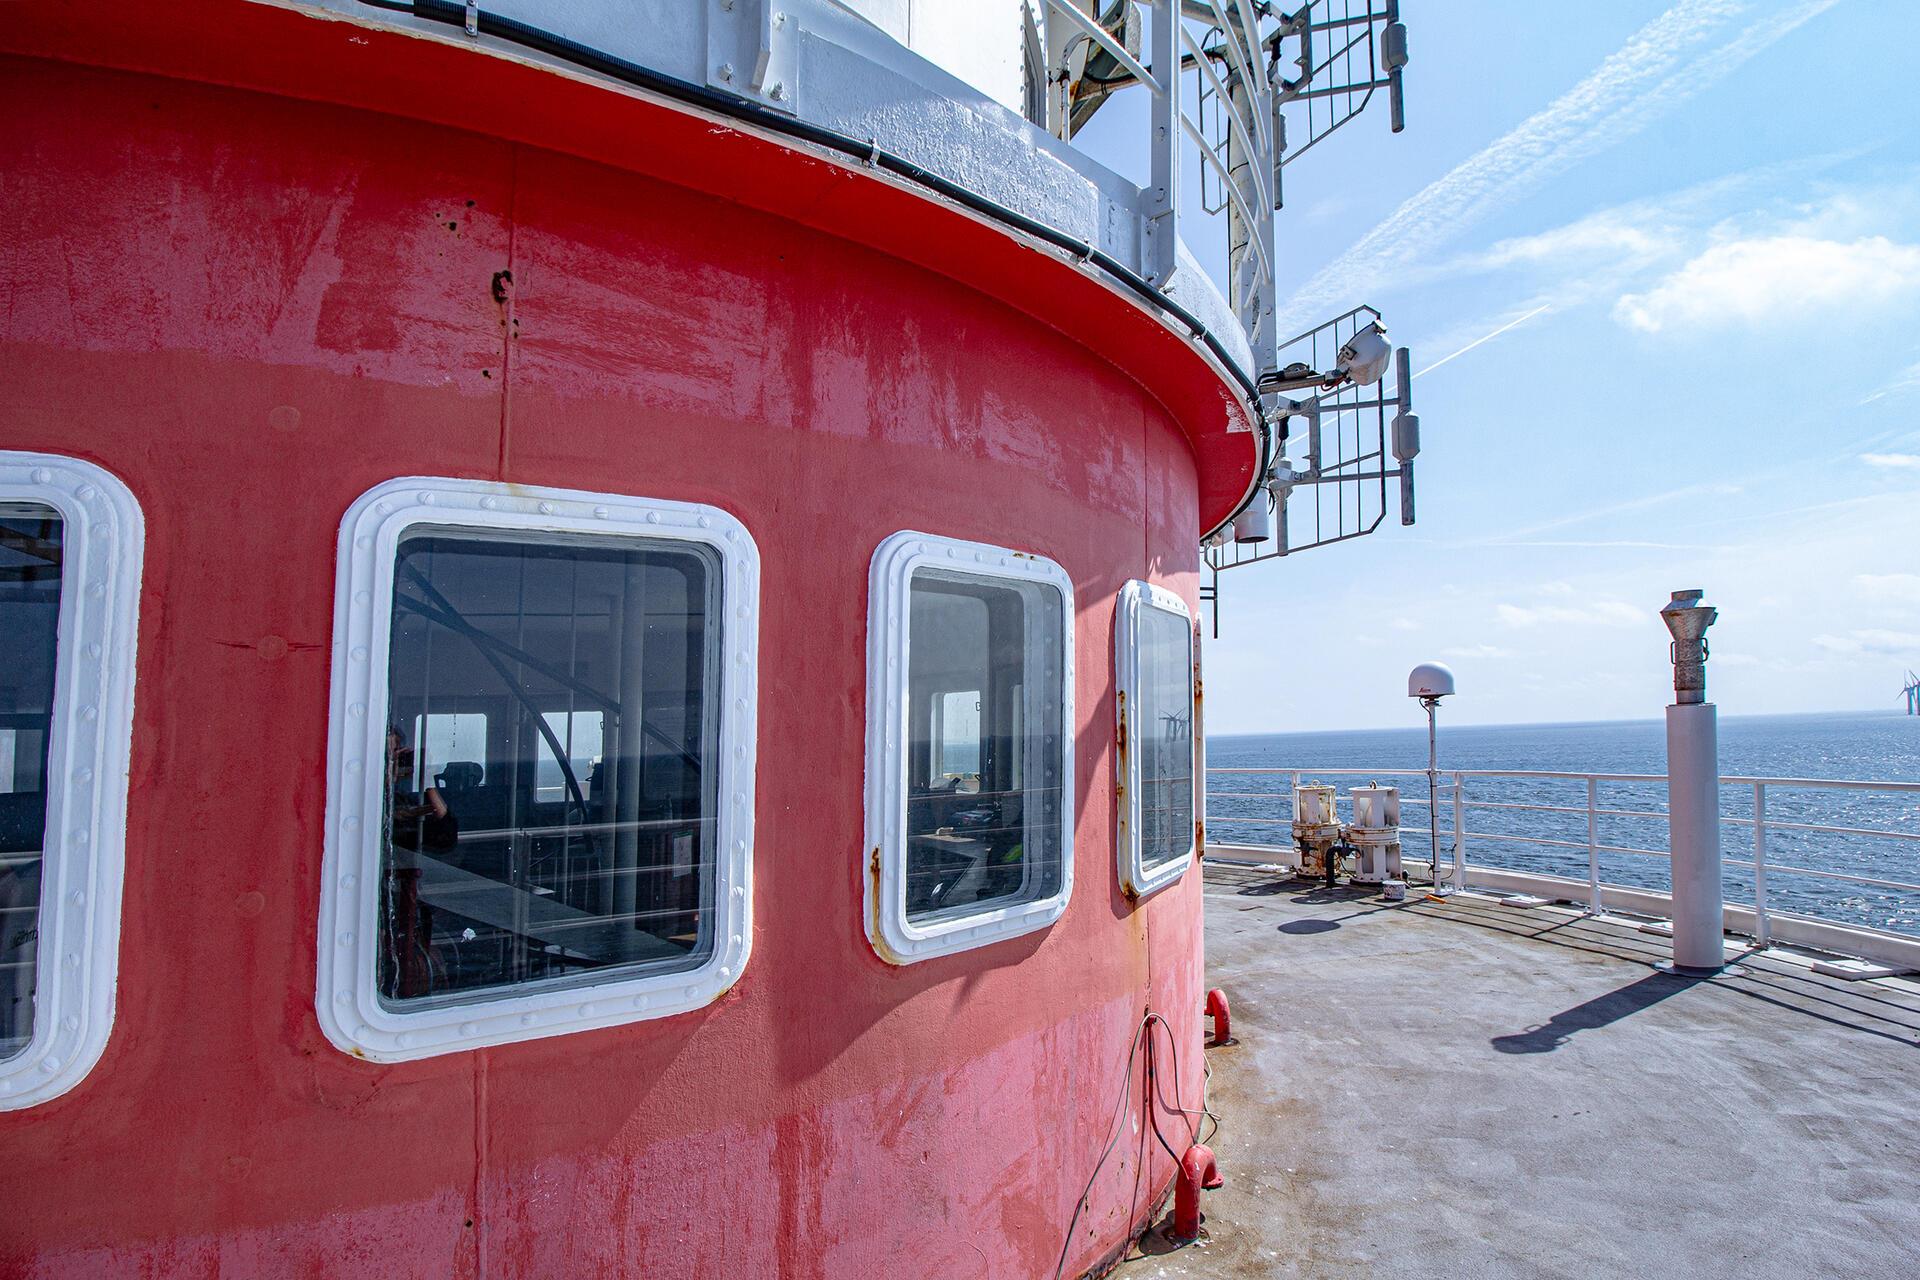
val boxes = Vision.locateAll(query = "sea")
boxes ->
[1205,710,1920,936]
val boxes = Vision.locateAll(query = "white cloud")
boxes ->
[1813,629,1920,656]
[1862,452,1920,469]
[1279,0,1841,329]
[1476,218,1672,270]
[1861,359,1920,405]
[1613,235,1920,332]
[1495,600,1646,629]
[1441,644,1516,659]
[1855,572,1920,601]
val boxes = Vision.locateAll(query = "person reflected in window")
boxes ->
[387,726,456,855]
[384,726,454,998]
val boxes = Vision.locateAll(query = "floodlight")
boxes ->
[1337,322,1393,387]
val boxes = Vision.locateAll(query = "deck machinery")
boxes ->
[0,1,1418,1274]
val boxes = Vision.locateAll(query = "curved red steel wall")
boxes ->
[0,54,1208,1278]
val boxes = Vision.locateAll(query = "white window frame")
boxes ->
[1114,580,1197,899]
[317,477,759,1063]
[864,531,1075,964]
[0,453,144,1110]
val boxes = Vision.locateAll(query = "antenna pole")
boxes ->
[1423,695,1444,891]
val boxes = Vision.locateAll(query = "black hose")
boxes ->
[353,0,1271,528]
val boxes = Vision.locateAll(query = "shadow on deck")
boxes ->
[1120,861,1920,1279]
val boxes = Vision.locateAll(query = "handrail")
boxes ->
[1208,765,1920,793]
[1204,764,1920,951]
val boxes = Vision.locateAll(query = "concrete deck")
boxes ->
[1121,861,1920,1279]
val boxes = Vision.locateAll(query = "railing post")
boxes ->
[1143,0,1180,285]
[1450,770,1467,892]
[1752,782,1770,949]
[1289,769,1300,868]
[1586,776,1602,916]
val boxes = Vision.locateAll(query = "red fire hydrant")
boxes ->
[1204,988,1231,1046]
[1171,1144,1222,1242]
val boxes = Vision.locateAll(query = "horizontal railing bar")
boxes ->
[1726,776,1920,792]
[1464,831,1670,859]
[1207,765,1920,794]
[1213,795,1916,843]
[1736,861,1920,894]
[1722,817,1920,842]
[1467,799,1594,818]
[1459,841,1920,894]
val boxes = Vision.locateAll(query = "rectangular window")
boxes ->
[320,479,758,1062]
[0,454,144,1111]
[0,505,61,1063]
[382,530,719,1006]
[867,532,1074,963]
[1116,581,1196,897]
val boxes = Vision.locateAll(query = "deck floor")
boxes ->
[1120,861,1920,1279]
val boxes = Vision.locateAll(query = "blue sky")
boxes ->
[1080,0,1920,732]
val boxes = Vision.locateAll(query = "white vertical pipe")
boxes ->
[1425,701,1440,887]
[1667,702,1724,971]
[1450,771,1467,892]
[1586,776,1602,916]
[1752,782,1770,949]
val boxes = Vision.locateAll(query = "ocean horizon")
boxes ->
[1204,709,1919,934]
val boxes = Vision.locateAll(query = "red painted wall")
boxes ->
[0,55,1209,1278]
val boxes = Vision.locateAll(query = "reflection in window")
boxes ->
[934,690,982,781]
[905,570,1065,923]
[412,711,488,794]
[0,505,60,1060]
[1135,605,1195,870]
[381,530,720,1007]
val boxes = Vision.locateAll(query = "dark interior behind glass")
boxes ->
[0,506,60,1059]
[1137,604,1195,869]
[380,529,721,1007]
[904,570,1065,923]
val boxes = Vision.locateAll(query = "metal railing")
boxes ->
[1206,767,1920,950]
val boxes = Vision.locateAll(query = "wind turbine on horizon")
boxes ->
[1904,670,1920,716]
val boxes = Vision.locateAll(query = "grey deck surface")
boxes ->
[1121,862,1920,1279]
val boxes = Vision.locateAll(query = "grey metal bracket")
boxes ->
[707,0,800,113]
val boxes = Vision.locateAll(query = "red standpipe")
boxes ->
[1172,1144,1220,1241]
[1204,988,1230,1045]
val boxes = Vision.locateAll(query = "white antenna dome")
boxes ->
[1408,661,1455,699]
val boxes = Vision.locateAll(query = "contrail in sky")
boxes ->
[1279,0,1844,332]
[1415,304,1551,378]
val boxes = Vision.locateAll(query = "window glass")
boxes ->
[536,710,604,805]
[934,690,982,781]
[412,711,488,794]
[1136,604,1195,869]
[0,504,60,1060]
[381,529,720,1007]
[904,570,1065,923]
